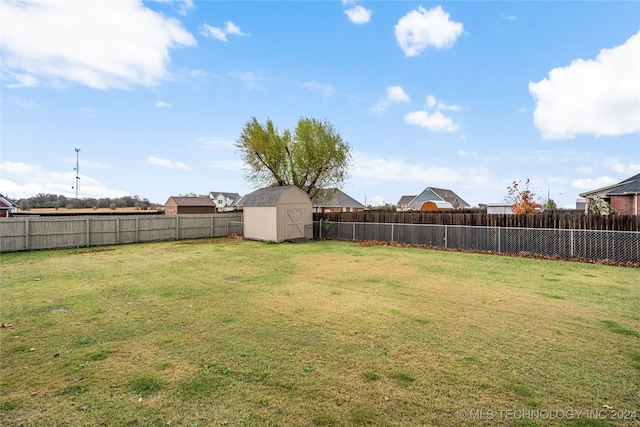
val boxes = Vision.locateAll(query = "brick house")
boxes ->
[406,187,470,211]
[312,188,365,213]
[0,194,18,217]
[164,196,216,215]
[580,173,640,215]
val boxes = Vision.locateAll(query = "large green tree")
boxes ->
[236,117,351,200]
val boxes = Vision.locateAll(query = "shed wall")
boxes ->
[244,206,278,241]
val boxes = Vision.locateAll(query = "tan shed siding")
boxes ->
[244,206,278,241]
[276,202,312,241]
[278,187,309,204]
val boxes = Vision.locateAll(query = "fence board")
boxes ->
[314,211,640,231]
[0,213,242,252]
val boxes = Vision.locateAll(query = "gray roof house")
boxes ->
[397,195,417,211]
[580,173,640,215]
[0,194,18,217]
[209,192,242,212]
[407,187,470,210]
[242,186,313,242]
[312,188,365,213]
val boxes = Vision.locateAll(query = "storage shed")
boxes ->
[242,186,312,243]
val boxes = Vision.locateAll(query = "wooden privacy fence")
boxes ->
[0,213,243,252]
[314,220,640,264]
[314,211,640,231]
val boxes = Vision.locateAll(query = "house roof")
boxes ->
[409,187,470,208]
[397,195,417,206]
[0,194,18,209]
[580,173,640,197]
[242,186,307,207]
[210,192,241,200]
[166,196,216,207]
[606,173,640,195]
[313,188,364,208]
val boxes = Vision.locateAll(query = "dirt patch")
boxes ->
[177,235,243,245]
[70,248,116,255]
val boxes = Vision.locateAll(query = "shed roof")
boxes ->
[166,196,215,207]
[242,186,308,207]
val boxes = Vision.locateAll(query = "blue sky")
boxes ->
[1,0,639,207]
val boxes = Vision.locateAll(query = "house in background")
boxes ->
[164,196,216,215]
[397,195,417,211]
[0,194,18,217]
[209,192,241,212]
[486,203,514,215]
[406,187,470,210]
[312,188,365,213]
[580,173,640,215]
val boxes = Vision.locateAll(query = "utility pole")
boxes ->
[72,148,81,198]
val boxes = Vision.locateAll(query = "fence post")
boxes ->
[86,217,90,247]
[116,217,120,245]
[570,229,574,258]
[444,225,448,248]
[391,223,394,243]
[319,219,322,239]
[135,217,139,243]
[25,218,30,251]
[176,215,179,240]
[353,222,356,241]
[497,227,501,253]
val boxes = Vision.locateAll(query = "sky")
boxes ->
[1,0,639,208]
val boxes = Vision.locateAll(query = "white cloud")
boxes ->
[345,5,372,25]
[387,86,410,103]
[148,156,191,170]
[426,94,461,111]
[201,21,248,42]
[0,161,129,199]
[68,159,109,169]
[239,71,269,91]
[208,160,244,170]
[352,152,462,182]
[156,101,171,108]
[371,85,410,113]
[301,81,335,98]
[457,149,477,157]
[395,6,464,57]
[529,31,640,139]
[199,137,235,151]
[603,158,640,175]
[577,166,594,174]
[0,0,196,90]
[404,110,459,132]
[571,176,617,190]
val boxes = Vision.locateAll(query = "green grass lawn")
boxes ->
[1,239,638,426]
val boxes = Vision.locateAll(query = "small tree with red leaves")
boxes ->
[506,179,542,214]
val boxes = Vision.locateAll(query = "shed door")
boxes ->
[285,209,304,239]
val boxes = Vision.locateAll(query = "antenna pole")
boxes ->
[73,148,81,198]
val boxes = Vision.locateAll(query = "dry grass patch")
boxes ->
[1,239,638,426]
